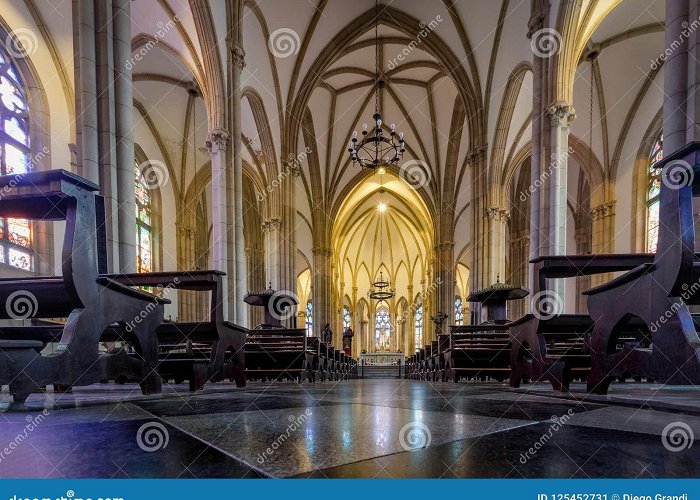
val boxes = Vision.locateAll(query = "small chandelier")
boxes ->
[369,270,395,300]
[347,0,405,171]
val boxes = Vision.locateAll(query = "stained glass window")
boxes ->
[415,304,423,353]
[455,297,464,326]
[0,48,32,270]
[135,161,153,272]
[343,305,351,330]
[647,134,663,252]
[305,301,313,336]
[375,303,390,351]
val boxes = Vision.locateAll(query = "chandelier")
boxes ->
[347,0,406,171]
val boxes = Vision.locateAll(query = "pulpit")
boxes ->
[467,277,528,324]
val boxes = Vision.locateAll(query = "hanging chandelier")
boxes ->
[347,0,406,171]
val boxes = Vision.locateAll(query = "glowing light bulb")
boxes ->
[377,166,386,175]
[377,202,387,212]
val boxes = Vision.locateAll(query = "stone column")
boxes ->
[207,129,230,318]
[228,42,246,324]
[262,217,282,290]
[311,247,333,337]
[113,0,136,272]
[590,201,615,287]
[484,206,510,285]
[545,102,575,303]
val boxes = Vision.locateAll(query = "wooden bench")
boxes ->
[245,328,314,382]
[585,142,700,393]
[509,253,654,391]
[443,324,511,383]
[0,169,167,403]
[105,270,246,391]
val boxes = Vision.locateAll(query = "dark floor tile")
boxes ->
[0,418,263,478]
[134,392,337,417]
[381,396,604,421]
[309,422,700,478]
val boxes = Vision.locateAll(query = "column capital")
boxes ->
[228,40,246,69]
[435,241,456,251]
[466,145,487,166]
[484,205,510,222]
[206,128,230,153]
[546,100,576,127]
[312,247,332,257]
[590,200,616,221]
[261,217,282,233]
[527,13,546,39]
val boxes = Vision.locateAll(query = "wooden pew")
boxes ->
[105,270,246,391]
[244,328,314,382]
[0,170,167,402]
[584,142,700,393]
[443,324,511,383]
[509,253,654,391]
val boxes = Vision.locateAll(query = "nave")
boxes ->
[1,380,699,479]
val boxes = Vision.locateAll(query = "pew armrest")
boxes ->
[583,263,655,296]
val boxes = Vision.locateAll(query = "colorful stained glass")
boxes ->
[8,247,30,270]
[5,117,28,145]
[8,218,30,247]
[455,297,464,326]
[135,161,153,272]
[646,134,663,252]
[0,50,32,271]
[305,301,313,336]
[415,304,423,353]
[343,305,351,330]
[375,304,390,350]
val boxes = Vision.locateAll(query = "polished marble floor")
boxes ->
[0,379,699,478]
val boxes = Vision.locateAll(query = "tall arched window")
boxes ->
[414,304,423,352]
[0,47,32,270]
[343,305,351,330]
[646,134,663,253]
[305,300,313,336]
[375,303,390,351]
[454,297,464,325]
[134,162,153,272]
